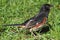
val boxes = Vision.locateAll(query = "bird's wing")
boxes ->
[25,17,44,29]
[25,19,37,29]
[29,17,47,32]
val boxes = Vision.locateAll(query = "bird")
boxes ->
[3,4,52,36]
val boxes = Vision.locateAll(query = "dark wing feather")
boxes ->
[25,13,48,29]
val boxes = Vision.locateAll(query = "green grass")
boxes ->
[0,0,60,40]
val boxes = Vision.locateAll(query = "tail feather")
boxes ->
[2,24,23,26]
[2,24,26,28]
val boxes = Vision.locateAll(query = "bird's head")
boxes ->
[42,4,53,11]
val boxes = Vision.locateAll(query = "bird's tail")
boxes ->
[3,24,22,26]
[2,24,26,28]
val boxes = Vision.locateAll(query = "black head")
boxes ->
[42,4,53,11]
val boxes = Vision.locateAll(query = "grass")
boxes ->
[0,0,60,40]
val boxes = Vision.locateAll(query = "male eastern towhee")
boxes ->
[3,4,52,35]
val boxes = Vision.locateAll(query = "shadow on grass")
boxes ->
[40,26,50,34]
[25,26,51,36]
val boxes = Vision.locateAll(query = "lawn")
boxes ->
[0,0,60,40]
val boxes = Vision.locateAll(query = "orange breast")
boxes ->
[34,17,47,28]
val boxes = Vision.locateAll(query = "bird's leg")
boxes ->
[30,29,36,36]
